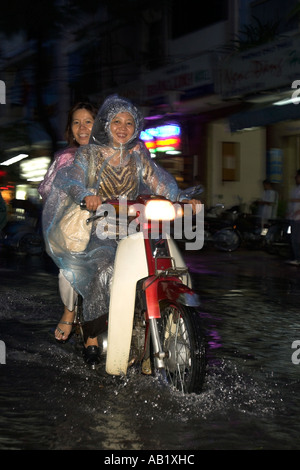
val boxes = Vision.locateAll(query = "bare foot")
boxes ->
[55,307,75,341]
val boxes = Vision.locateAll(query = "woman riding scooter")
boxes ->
[42,94,201,367]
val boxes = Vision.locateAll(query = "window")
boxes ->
[171,0,228,39]
[222,142,240,181]
[250,0,299,34]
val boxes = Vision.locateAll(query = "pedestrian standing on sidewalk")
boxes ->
[257,179,278,225]
[286,169,300,265]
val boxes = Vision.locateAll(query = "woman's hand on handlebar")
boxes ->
[182,199,202,215]
[84,195,102,212]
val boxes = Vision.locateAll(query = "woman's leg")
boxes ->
[55,306,75,341]
[82,251,114,342]
[81,257,114,364]
[82,314,108,346]
[55,271,78,341]
[75,240,117,363]
[81,316,108,365]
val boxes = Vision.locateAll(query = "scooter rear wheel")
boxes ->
[157,302,206,394]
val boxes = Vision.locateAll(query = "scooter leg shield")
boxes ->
[106,232,148,376]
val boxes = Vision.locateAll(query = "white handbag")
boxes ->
[59,202,91,252]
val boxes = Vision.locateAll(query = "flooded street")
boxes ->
[0,247,300,450]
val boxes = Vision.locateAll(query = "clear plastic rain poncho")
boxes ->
[43,95,184,326]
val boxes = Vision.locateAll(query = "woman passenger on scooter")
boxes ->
[42,94,201,366]
[38,101,97,342]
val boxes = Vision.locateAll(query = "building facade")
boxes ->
[1,0,300,217]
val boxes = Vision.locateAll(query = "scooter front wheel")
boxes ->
[156,302,206,394]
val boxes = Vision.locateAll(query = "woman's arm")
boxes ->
[38,147,77,201]
[54,147,95,204]
[138,142,202,212]
[138,143,179,201]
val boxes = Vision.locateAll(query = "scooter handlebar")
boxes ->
[80,187,203,211]
[177,185,204,201]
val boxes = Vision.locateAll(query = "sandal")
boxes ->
[55,320,74,343]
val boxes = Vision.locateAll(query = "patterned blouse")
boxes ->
[96,154,140,199]
[66,142,176,205]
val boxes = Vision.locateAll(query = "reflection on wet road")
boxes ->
[0,248,300,450]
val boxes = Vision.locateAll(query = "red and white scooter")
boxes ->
[78,193,206,394]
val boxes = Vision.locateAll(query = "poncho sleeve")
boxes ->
[136,142,180,201]
[53,146,98,204]
[38,147,77,201]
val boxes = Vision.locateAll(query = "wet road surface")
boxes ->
[0,247,300,451]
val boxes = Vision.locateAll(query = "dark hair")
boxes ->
[65,102,98,146]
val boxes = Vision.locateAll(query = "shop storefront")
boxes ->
[212,32,300,212]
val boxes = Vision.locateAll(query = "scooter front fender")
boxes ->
[144,277,201,319]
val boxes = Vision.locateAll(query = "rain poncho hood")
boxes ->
[90,94,144,150]
[42,95,185,325]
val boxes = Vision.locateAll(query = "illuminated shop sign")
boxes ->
[140,125,181,155]
[20,156,51,181]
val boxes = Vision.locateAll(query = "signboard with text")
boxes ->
[217,35,300,98]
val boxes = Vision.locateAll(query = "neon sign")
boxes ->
[140,125,181,155]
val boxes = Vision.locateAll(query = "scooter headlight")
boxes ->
[145,200,176,221]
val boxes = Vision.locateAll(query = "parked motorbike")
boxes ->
[198,203,273,252]
[204,205,241,252]
[74,193,206,394]
[173,203,241,252]
[225,207,270,250]
[0,200,44,255]
[264,218,292,258]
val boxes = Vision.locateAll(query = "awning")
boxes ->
[229,103,300,132]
